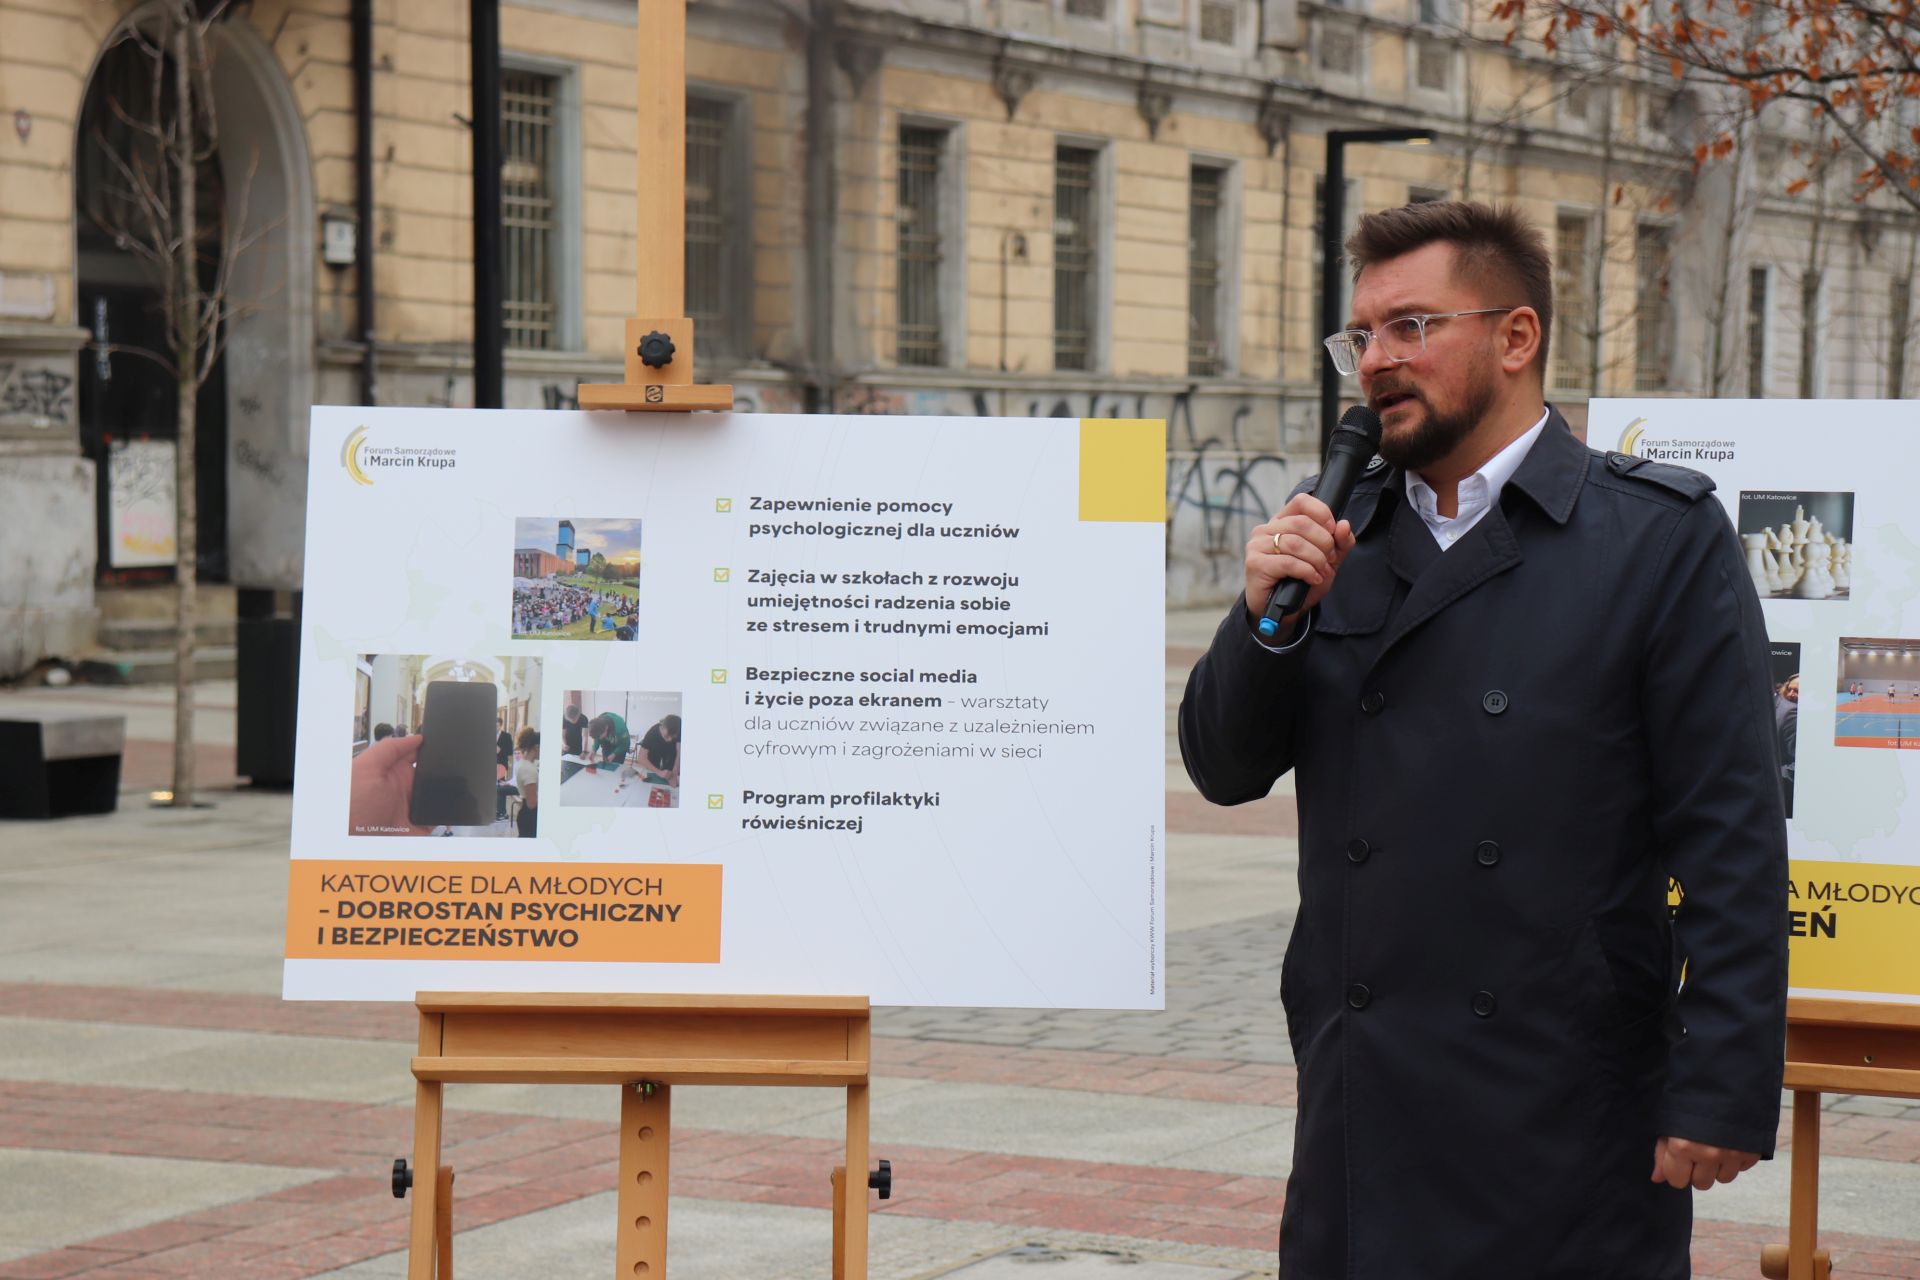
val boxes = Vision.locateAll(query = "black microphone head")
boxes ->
[1333,404,1384,450]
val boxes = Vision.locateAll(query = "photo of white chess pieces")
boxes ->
[1741,504,1853,601]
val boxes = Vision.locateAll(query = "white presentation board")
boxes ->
[285,408,1168,1008]
[1592,399,1920,1006]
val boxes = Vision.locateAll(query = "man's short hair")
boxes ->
[662,714,682,738]
[372,722,394,742]
[1345,200,1553,374]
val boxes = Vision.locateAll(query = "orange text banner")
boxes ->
[286,861,722,963]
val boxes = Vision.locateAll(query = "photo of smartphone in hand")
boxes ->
[409,679,499,828]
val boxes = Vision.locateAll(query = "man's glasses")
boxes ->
[1323,307,1519,376]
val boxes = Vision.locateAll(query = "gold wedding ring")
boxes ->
[1270,532,1284,553]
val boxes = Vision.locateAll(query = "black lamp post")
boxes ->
[1319,128,1435,452]
[471,0,503,410]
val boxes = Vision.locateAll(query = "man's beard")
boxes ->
[1374,365,1497,473]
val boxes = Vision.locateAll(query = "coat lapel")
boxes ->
[1386,489,1442,584]
[1375,501,1524,659]
[1369,410,1587,663]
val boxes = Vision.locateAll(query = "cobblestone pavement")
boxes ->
[874,913,1293,1066]
[1,613,1918,1280]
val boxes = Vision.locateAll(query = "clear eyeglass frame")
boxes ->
[1323,307,1519,376]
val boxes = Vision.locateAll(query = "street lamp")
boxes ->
[1319,128,1435,452]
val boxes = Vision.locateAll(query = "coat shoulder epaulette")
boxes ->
[1599,452,1716,502]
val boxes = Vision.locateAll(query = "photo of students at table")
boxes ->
[557,690,683,808]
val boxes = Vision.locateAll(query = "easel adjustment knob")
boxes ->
[392,1157,413,1199]
[637,330,676,368]
[868,1159,892,1199]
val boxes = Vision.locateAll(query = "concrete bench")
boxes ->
[0,708,126,818]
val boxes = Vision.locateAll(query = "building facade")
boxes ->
[1,0,1914,674]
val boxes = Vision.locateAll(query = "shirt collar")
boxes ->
[1404,409,1550,521]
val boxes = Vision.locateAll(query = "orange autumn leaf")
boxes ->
[1786,177,1811,194]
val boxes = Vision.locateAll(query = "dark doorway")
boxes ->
[74,34,230,586]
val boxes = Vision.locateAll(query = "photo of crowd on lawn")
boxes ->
[511,517,642,641]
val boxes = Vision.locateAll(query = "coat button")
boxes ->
[1346,838,1371,864]
[1360,691,1386,714]
[1482,689,1509,715]
[1475,840,1501,867]
[1472,990,1497,1017]
[1347,983,1372,1009]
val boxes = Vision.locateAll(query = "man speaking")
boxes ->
[1178,202,1788,1279]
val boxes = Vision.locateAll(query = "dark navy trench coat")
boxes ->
[1178,412,1789,1280]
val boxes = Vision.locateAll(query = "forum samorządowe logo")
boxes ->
[341,426,457,486]
[1616,417,1736,464]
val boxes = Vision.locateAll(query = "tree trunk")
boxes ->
[1585,87,1615,396]
[1797,140,1829,400]
[1704,123,1748,397]
[171,15,198,808]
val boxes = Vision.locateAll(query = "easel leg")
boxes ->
[617,1083,670,1278]
[842,1082,870,1280]
[406,1079,444,1280]
[435,1166,455,1280]
[1789,1089,1824,1280]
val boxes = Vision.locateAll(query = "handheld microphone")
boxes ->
[1256,405,1384,640]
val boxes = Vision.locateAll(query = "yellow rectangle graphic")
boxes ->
[1788,860,1920,998]
[1079,418,1165,522]
[286,860,722,963]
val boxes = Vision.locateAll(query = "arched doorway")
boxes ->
[75,27,229,585]
[73,9,314,592]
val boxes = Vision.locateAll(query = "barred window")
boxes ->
[1189,165,1225,376]
[501,69,559,351]
[1634,223,1674,392]
[1054,145,1099,372]
[686,96,733,359]
[1747,267,1769,398]
[1318,24,1359,74]
[896,125,948,368]
[1064,0,1107,16]
[1199,0,1237,43]
[1551,213,1596,391]
[1415,41,1451,93]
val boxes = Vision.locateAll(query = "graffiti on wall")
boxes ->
[0,362,75,424]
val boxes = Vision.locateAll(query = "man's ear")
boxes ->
[1501,306,1543,374]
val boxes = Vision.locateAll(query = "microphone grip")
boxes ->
[1266,576,1311,625]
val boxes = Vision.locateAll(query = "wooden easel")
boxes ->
[1759,998,1920,1280]
[393,8,886,1276]
[577,0,732,412]
[397,994,884,1279]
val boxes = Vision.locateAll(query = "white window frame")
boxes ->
[1551,207,1600,393]
[895,112,968,370]
[685,82,753,361]
[1052,134,1113,373]
[1187,156,1241,377]
[1311,10,1368,85]
[1406,33,1460,111]
[1192,0,1255,55]
[500,51,583,352]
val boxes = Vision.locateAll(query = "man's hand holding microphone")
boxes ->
[1245,405,1381,644]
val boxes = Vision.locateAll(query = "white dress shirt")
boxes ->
[1403,409,1549,549]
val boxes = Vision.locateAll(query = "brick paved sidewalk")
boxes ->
[4,629,1920,1279]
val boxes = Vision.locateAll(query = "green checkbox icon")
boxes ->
[713,567,730,582]
[715,498,732,512]
[707,794,725,810]
[711,668,728,684]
